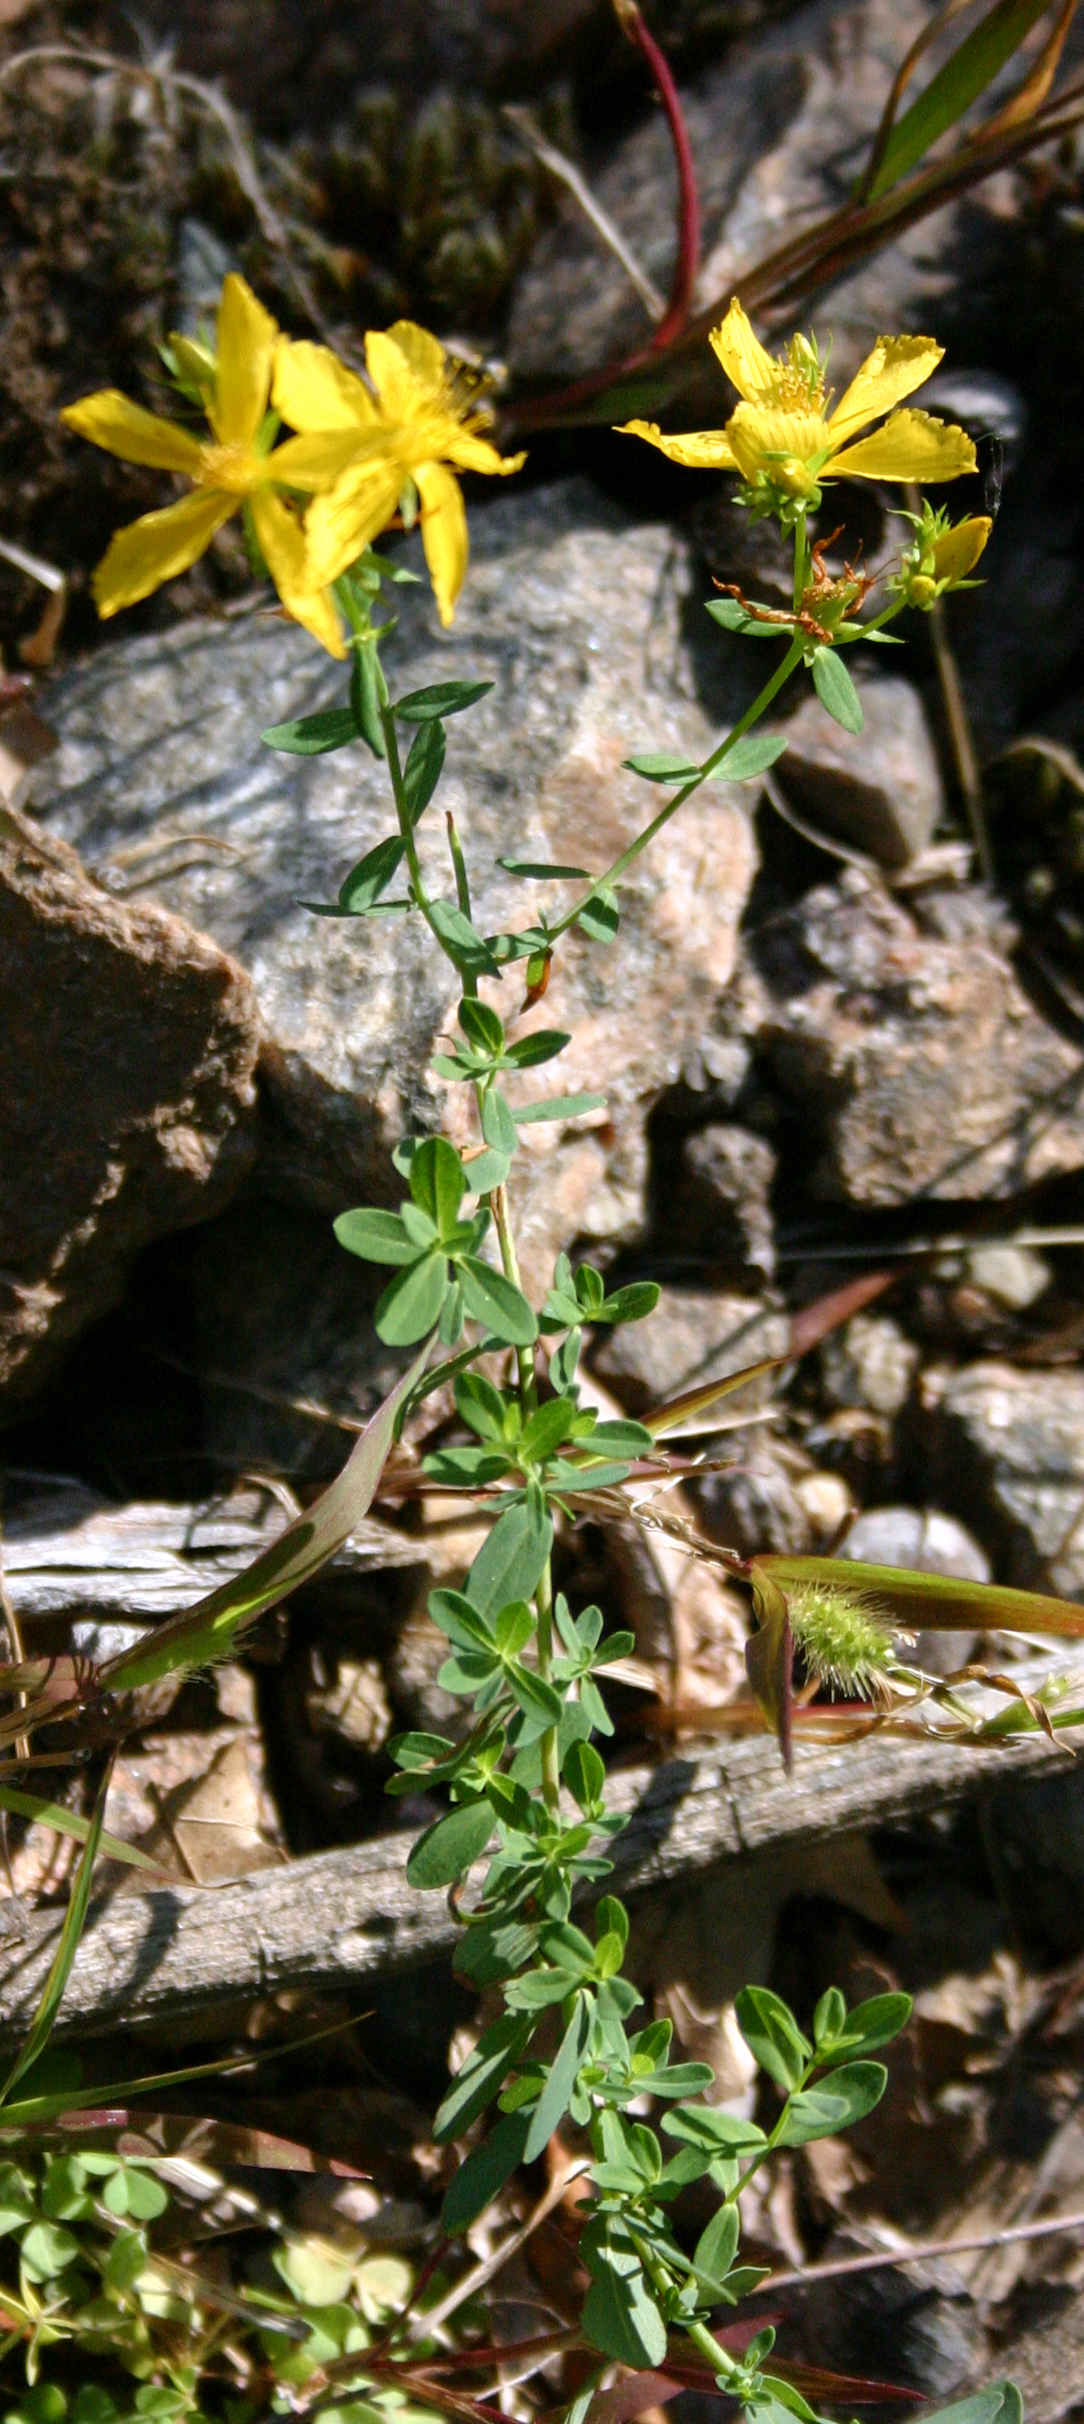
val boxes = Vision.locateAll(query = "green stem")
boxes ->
[686,2318,741,2385]
[380,701,436,930]
[547,633,805,945]
[447,811,473,925]
[792,507,809,614]
[534,1555,561,1816]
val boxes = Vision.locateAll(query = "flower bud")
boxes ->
[892,502,991,611]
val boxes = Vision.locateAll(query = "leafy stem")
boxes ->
[547,631,806,945]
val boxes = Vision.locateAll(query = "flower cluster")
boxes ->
[62,274,523,654]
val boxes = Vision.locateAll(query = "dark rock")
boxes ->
[695,1429,814,1557]
[591,1283,787,1412]
[32,481,758,1305]
[670,1122,776,1277]
[753,868,1084,1205]
[508,0,1002,392]
[983,1765,1084,1963]
[819,1312,918,1420]
[0,804,260,1407]
[921,1361,1084,1598]
[802,2240,981,2403]
[773,677,944,873]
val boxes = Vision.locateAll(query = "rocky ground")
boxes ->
[6,0,1084,2415]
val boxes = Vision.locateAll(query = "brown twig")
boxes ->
[750,2203,1084,2295]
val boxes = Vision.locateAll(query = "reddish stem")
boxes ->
[622,4,701,349]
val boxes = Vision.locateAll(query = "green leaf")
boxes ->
[694,2200,740,2285]
[406,1798,495,1889]
[429,899,500,974]
[20,2219,82,2279]
[402,718,446,822]
[564,1739,606,1813]
[457,1256,538,1345]
[513,1092,607,1125]
[507,1662,565,1728]
[434,2014,533,2143]
[598,1280,660,1325]
[333,1207,417,1266]
[338,837,406,914]
[411,1135,467,1234]
[0,1784,165,1876]
[760,1553,1084,1641]
[482,1089,518,1157]
[455,1372,508,1439]
[100,1344,430,1693]
[519,1397,578,1461]
[585,1418,655,1458]
[524,1994,592,2161]
[261,707,358,755]
[817,1990,912,2064]
[396,680,493,721]
[735,1986,811,2092]
[442,2109,530,2235]
[583,2226,667,2368]
[775,2060,888,2146]
[467,1496,554,1622]
[375,1251,450,1344]
[916,2393,1022,2424]
[350,637,386,756]
[0,1765,110,2108]
[705,597,784,637]
[718,730,789,781]
[811,647,863,734]
[577,887,620,944]
[869,0,1055,198]
[623,751,701,783]
[459,997,504,1054]
[504,1029,572,1068]
[498,860,589,879]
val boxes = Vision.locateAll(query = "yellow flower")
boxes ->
[619,299,976,517]
[892,503,992,609]
[62,275,349,658]
[279,321,525,628]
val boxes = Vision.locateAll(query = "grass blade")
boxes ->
[0,1782,167,1876]
[99,1341,430,1692]
[0,1763,111,2107]
[761,1554,1084,1638]
[867,0,1058,197]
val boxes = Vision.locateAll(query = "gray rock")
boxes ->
[591,1283,788,1414]
[820,1312,918,1419]
[921,1361,1084,1600]
[508,0,986,391]
[696,1430,814,1558]
[754,868,1084,1205]
[0,805,260,1406]
[32,482,758,1304]
[838,1504,988,1674]
[671,1122,776,1277]
[773,677,943,873]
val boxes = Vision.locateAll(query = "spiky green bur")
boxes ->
[786,1580,901,1700]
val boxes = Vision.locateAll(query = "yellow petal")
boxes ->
[213,274,278,448]
[90,488,235,616]
[270,427,386,491]
[248,488,346,659]
[828,335,944,446]
[932,514,991,584]
[382,321,448,393]
[272,339,378,434]
[443,428,526,478]
[366,326,440,420]
[303,463,405,589]
[725,401,831,482]
[829,409,976,483]
[709,300,782,404]
[617,418,737,469]
[416,460,467,629]
[61,391,204,475]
